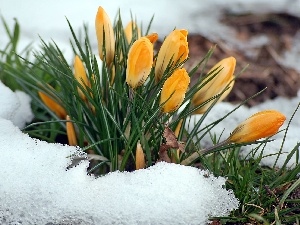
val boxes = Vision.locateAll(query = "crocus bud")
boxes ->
[124,21,141,44]
[229,110,286,143]
[74,55,89,100]
[155,29,189,82]
[95,6,115,65]
[66,115,78,146]
[38,91,67,119]
[160,68,190,113]
[135,141,145,170]
[126,36,154,89]
[191,56,236,114]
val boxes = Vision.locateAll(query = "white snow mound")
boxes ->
[0,118,239,225]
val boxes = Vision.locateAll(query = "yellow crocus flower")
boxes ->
[229,110,286,143]
[38,91,67,119]
[126,36,154,89]
[95,6,115,65]
[124,21,141,44]
[66,115,78,146]
[160,68,190,113]
[74,55,89,100]
[192,56,236,114]
[135,141,145,170]
[155,29,189,82]
[181,110,286,165]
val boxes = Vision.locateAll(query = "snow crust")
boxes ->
[0,118,239,224]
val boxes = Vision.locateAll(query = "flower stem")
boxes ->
[181,139,230,166]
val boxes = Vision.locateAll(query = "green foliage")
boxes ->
[206,144,300,224]
[204,107,300,224]
[0,17,67,143]
[0,17,31,90]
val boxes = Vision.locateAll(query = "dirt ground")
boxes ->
[184,12,300,106]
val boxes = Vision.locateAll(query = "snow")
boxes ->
[0,81,33,128]
[1,0,300,224]
[0,118,239,224]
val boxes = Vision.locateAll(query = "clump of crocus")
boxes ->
[74,55,89,100]
[135,141,145,170]
[126,34,157,89]
[228,110,286,143]
[124,21,141,44]
[38,91,67,119]
[66,115,78,146]
[155,29,189,82]
[160,68,190,113]
[192,56,236,114]
[95,6,115,65]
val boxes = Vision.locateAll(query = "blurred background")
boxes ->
[1,0,300,105]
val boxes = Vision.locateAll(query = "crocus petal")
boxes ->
[229,110,286,143]
[160,68,190,113]
[66,115,78,146]
[95,6,115,65]
[124,21,141,44]
[145,33,158,44]
[38,91,67,119]
[74,55,89,100]
[192,56,236,114]
[126,36,154,89]
[135,141,145,170]
[155,29,189,82]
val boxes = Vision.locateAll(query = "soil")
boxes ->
[184,12,300,106]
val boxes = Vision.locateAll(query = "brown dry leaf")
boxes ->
[163,125,185,152]
[158,144,171,163]
[157,125,186,162]
[163,125,179,148]
[210,220,221,225]
[177,141,185,153]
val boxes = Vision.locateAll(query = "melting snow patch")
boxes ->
[0,81,33,128]
[0,118,239,225]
